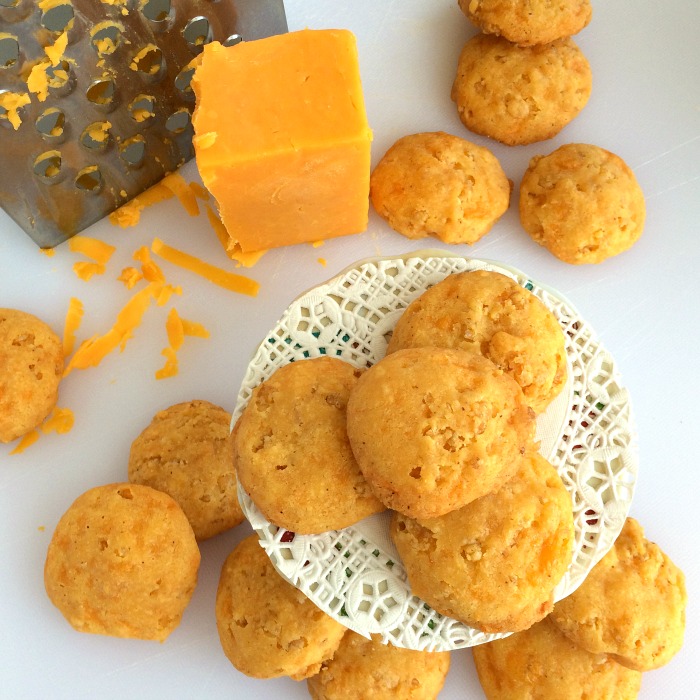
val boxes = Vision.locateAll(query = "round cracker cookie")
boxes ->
[370,131,510,245]
[387,269,567,413]
[128,400,244,540]
[44,483,200,641]
[0,308,63,443]
[550,517,686,671]
[451,34,591,146]
[234,357,384,534]
[472,617,643,699]
[390,453,574,633]
[519,143,646,264]
[459,0,592,47]
[215,534,346,680]
[307,630,450,700]
[346,347,535,519]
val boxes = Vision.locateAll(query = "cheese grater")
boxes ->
[0,0,287,248]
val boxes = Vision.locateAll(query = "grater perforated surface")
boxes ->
[0,0,287,248]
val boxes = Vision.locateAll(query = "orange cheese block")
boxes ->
[192,29,373,253]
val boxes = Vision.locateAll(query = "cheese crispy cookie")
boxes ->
[550,517,686,671]
[370,131,510,245]
[391,453,574,633]
[387,270,567,413]
[307,631,450,700]
[472,617,642,699]
[347,347,535,519]
[451,34,591,146]
[519,143,646,264]
[215,534,346,680]
[44,483,200,641]
[235,357,384,534]
[0,308,63,443]
[458,0,592,47]
[128,400,244,540]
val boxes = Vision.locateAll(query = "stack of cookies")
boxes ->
[453,0,593,146]
[234,268,575,635]
[472,517,687,698]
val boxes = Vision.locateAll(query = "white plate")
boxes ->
[234,251,638,651]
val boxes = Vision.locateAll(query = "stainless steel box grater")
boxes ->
[0,0,287,248]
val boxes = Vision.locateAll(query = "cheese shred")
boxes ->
[151,238,259,297]
[162,172,200,216]
[64,283,161,375]
[62,297,84,357]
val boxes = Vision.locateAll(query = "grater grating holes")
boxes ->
[128,93,156,122]
[119,134,146,168]
[0,34,20,68]
[40,2,75,34]
[182,16,211,49]
[35,107,66,141]
[33,150,63,183]
[90,21,123,56]
[74,165,102,193]
[164,107,190,133]
[85,76,116,109]
[140,0,173,25]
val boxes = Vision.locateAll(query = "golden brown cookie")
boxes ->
[347,347,535,519]
[458,0,592,47]
[234,357,384,533]
[307,631,450,700]
[387,270,567,413]
[472,617,643,699]
[550,517,686,671]
[391,452,574,633]
[0,308,63,443]
[369,131,510,245]
[519,143,646,264]
[44,483,200,641]
[128,400,244,540]
[451,34,591,146]
[215,534,346,679]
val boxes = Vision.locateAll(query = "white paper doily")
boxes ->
[233,251,638,651]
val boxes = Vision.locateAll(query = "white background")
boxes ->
[1,1,698,697]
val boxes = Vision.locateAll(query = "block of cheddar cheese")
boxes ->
[192,29,373,253]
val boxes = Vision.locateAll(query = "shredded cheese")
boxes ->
[165,307,185,351]
[118,266,143,289]
[155,284,182,307]
[69,235,116,264]
[40,247,56,257]
[72,261,106,281]
[155,346,178,380]
[162,172,199,216]
[45,31,68,66]
[151,238,259,297]
[69,235,115,280]
[156,308,210,380]
[317,257,327,267]
[63,297,84,357]
[9,430,39,455]
[189,182,210,201]
[109,182,174,227]
[64,283,161,374]
[133,245,165,283]
[42,407,75,434]
[181,318,210,339]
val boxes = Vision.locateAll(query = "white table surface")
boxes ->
[1,1,698,698]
